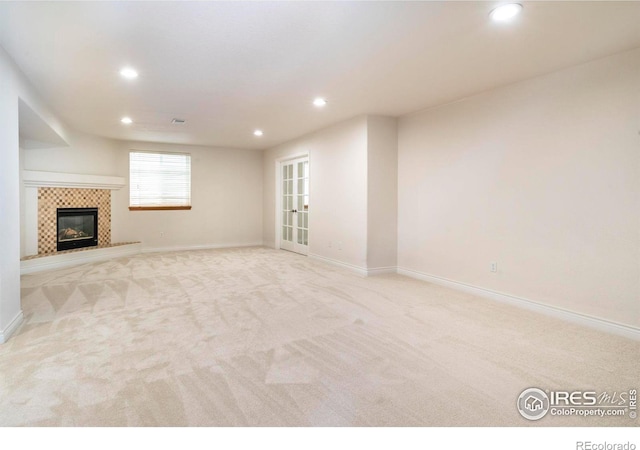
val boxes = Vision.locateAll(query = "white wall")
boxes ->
[0,47,22,341]
[19,145,25,258]
[366,116,398,270]
[111,141,263,251]
[22,130,120,176]
[263,116,369,269]
[0,45,71,340]
[398,48,640,329]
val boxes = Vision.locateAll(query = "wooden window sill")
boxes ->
[129,206,192,211]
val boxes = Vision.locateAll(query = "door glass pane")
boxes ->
[287,180,293,194]
[282,211,287,225]
[303,230,308,246]
[297,230,303,244]
[297,195,304,211]
[282,165,287,179]
[297,212,303,227]
[304,195,309,211]
[304,212,308,229]
[298,178,304,194]
[288,165,293,179]
[288,211,293,226]
[298,162,304,177]
[287,196,292,210]
[304,161,309,178]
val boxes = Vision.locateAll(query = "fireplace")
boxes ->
[56,207,99,251]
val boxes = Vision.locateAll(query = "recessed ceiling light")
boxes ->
[490,3,523,22]
[119,67,138,79]
[121,117,133,124]
[313,97,327,107]
[254,129,264,137]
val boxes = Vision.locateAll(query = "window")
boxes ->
[129,151,191,210]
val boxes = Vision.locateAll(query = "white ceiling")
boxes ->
[1,1,640,150]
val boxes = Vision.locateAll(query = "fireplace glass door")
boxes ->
[57,208,99,251]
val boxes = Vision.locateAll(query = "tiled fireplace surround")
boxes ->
[22,171,127,258]
[37,187,111,254]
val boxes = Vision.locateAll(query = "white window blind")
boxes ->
[129,151,191,208]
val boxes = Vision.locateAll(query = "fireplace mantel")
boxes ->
[23,170,125,190]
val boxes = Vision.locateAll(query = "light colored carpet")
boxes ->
[1,247,637,426]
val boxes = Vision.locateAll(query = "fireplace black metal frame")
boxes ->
[56,207,99,251]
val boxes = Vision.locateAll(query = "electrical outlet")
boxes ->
[490,262,497,273]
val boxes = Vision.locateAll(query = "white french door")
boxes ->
[280,156,309,255]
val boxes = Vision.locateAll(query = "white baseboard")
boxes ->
[0,311,24,344]
[366,266,398,276]
[308,253,368,277]
[307,255,396,277]
[21,243,142,275]
[397,267,640,341]
[141,242,264,254]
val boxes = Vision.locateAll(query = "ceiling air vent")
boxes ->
[171,118,186,124]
